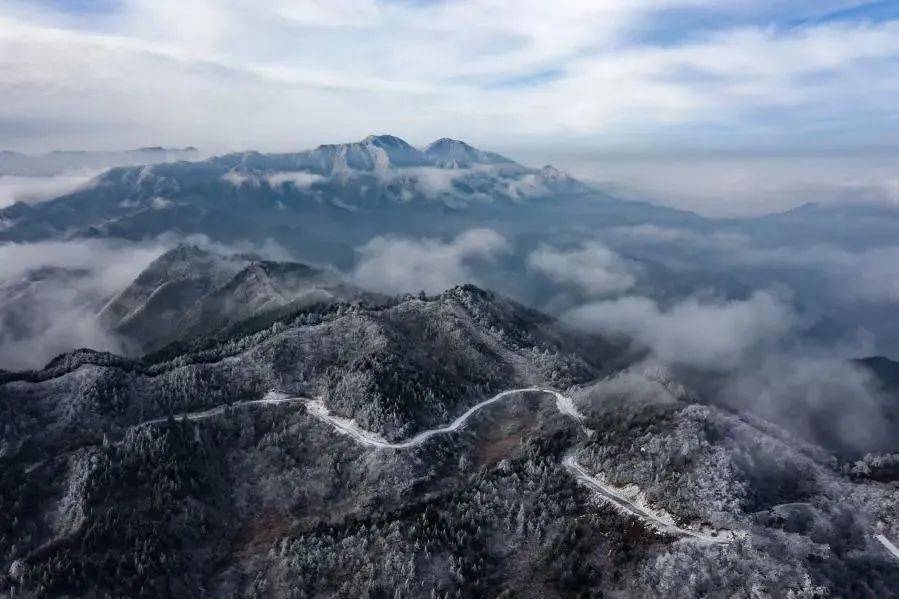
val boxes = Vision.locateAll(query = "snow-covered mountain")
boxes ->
[2,277,897,597]
[206,134,587,203]
[99,245,368,353]
[423,137,514,168]
[0,135,589,243]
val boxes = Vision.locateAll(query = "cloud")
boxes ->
[527,242,637,296]
[0,238,167,292]
[351,228,511,295]
[221,171,256,187]
[564,152,899,217]
[0,239,167,370]
[608,224,749,248]
[720,356,897,456]
[1,2,898,161]
[266,171,324,188]
[0,234,292,370]
[564,290,794,370]
[0,171,100,208]
[727,244,899,304]
[222,171,325,190]
[150,196,173,209]
[574,364,689,411]
[393,167,465,199]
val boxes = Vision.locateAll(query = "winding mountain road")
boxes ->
[305,387,582,450]
[137,386,735,544]
[876,534,899,562]
[139,391,307,427]
[303,386,733,544]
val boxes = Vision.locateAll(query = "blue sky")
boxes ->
[0,0,898,214]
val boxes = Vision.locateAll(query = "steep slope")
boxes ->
[98,245,252,352]
[100,245,367,354]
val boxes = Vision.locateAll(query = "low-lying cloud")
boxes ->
[527,242,637,296]
[0,239,167,370]
[266,171,324,189]
[720,356,897,457]
[0,171,101,208]
[564,290,794,371]
[352,228,510,295]
[0,234,292,371]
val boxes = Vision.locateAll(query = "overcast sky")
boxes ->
[2,0,898,215]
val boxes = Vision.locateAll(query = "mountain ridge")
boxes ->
[1,276,897,597]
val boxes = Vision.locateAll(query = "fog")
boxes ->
[351,229,511,295]
[0,171,101,208]
[505,149,899,217]
[0,235,288,371]
[2,210,898,457]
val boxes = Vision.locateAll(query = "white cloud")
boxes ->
[0,234,292,370]
[352,228,511,295]
[150,196,173,209]
[0,171,100,208]
[0,239,167,292]
[222,171,256,187]
[563,152,899,217]
[266,171,324,188]
[527,242,637,296]
[0,238,167,370]
[1,3,897,159]
[722,356,896,455]
[737,245,899,304]
[395,167,465,199]
[564,290,794,370]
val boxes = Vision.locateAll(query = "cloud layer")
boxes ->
[564,290,794,370]
[352,229,510,295]
[527,242,637,296]
[0,234,291,370]
[0,171,100,208]
[0,239,167,370]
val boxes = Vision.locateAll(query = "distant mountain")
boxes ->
[100,245,368,353]
[0,146,199,176]
[0,135,593,259]
[204,134,587,203]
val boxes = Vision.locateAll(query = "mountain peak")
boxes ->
[361,134,414,149]
[424,138,513,168]
[426,138,475,151]
[537,164,588,192]
[313,134,431,171]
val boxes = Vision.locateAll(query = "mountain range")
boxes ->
[0,135,598,267]
[2,135,899,597]
[1,255,897,596]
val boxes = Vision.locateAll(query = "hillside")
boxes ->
[1,284,896,597]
